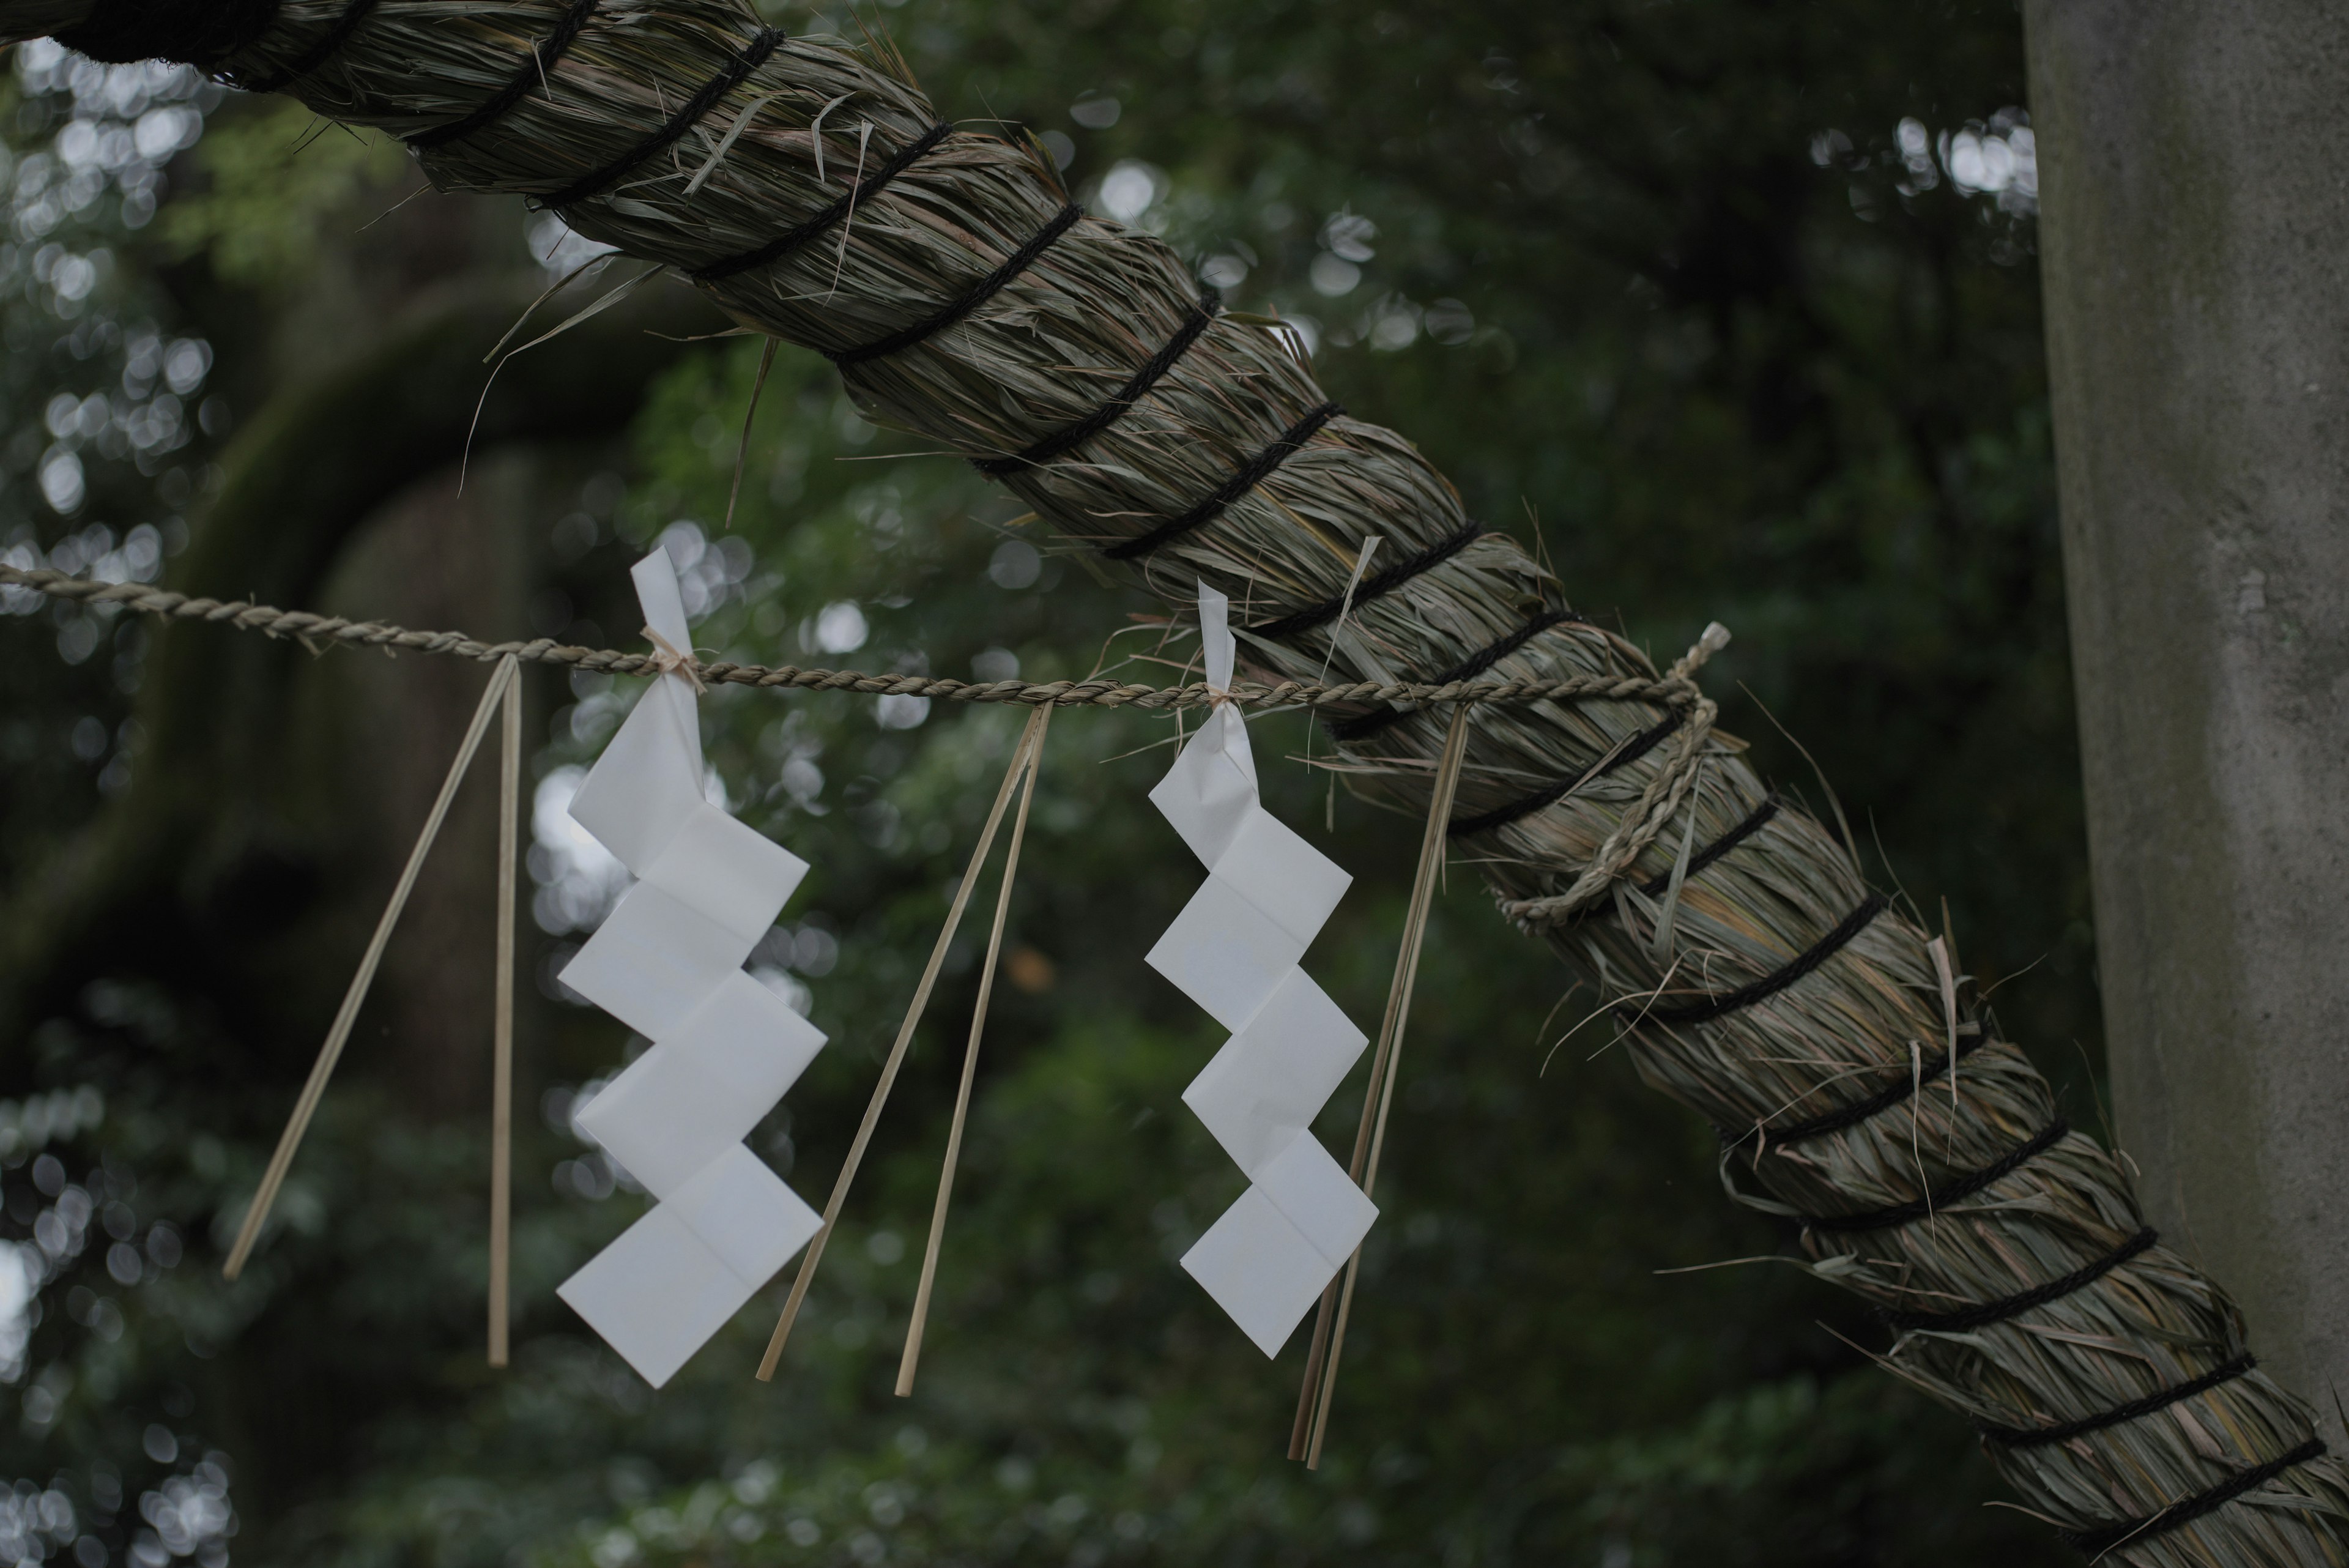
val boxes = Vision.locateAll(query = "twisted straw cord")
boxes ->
[0,563,1702,713]
[1500,695,1720,925]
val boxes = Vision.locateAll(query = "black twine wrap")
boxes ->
[974,288,1222,477]
[1102,400,1343,561]
[1249,521,1485,641]
[1986,1353,2258,1451]
[543,27,783,207]
[692,120,954,283]
[1333,605,1588,742]
[1631,892,1888,1026]
[2058,1436,2327,1556]
[1798,1118,2070,1233]
[1881,1226,2158,1334]
[243,0,378,94]
[406,0,601,151]
[828,203,1082,368]
[1450,711,1684,841]
[58,0,280,65]
[1729,1023,1994,1151]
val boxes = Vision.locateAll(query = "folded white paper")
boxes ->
[642,800,809,945]
[1146,875,1305,1031]
[558,1205,757,1388]
[1254,1132,1378,1266]
[558,880,748,1040]
[669,1143,823,1285]
[1214,806,1351,946]
[1180,1186,1341,1358]
[574,1042,734,1195]
[633,549,696,672]
[566,676,706,876]
[1146,581,1379,1358]
[1182,969,1367,1175]
[1149,704,1259,868]
[553,550,828,1386]
[670,969,826,1104]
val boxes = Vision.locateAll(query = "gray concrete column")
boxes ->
[2025,2,2349,1418]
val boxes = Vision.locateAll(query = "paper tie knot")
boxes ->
[643,626,708,694]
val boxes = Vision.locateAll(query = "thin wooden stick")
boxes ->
[224,656,518,1280]
[896,707,1049,1396]
[1290,704,1471,1455]
[1304,704,1472,1468]
[756,704,1050,1380]
[489,655,521,1365]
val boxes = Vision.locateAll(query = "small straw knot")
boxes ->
[641,625,708,694]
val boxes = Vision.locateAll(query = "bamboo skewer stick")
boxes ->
[896,708,1050,1396]
[224,656,518,1280]
[756,705,1049,1380]
[1299,705,1472,1468]
[489,656,521,1365]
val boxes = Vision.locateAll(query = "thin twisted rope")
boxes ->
[0,563,1705,715]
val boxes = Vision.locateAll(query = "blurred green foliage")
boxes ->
[155,98,407,291]
[0,1,2088,1566]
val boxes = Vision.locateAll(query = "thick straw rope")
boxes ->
[16,5,2349,1559]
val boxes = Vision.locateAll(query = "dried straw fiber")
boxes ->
[22,0,2349,1558]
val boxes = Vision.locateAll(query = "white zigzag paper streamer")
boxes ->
[1148,582,1379,1357]
[551,551,826,1387]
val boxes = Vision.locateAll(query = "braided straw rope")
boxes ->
[18,3,2349,1558]
[0,563,1707,713]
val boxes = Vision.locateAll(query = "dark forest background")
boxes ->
[0,1,2086,1564]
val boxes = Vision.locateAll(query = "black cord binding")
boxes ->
[1667,792,1779,890]
[407,0,601,151]
[2058,1436,2325,1556]
[1881,1226,2158,1334]
[1984,1353,2257,1451]
[1632,892,1888,1027]
[544,28,783,208]
[1249,521,1485,640]
[1798,1118,2069,1233]
[1332,606,1588,743]
[1101,400,1343,561]
[826,203,1083,369]
[972,289,1220,477]
[245,0,379,94]
[1730,1024,1994,1151]
[1448,711,1683,841]
[692,121,954,283]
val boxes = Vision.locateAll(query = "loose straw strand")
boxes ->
[756,704,1050,1380]
[489,656,520,1366]
[223,656,517,1280]
[1304,703,1472,1468]
[896,706,1050,1396]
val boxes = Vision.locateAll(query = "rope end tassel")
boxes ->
[34,0,2349,1550]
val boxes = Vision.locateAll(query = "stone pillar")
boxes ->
[2025,1,2349,1420]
